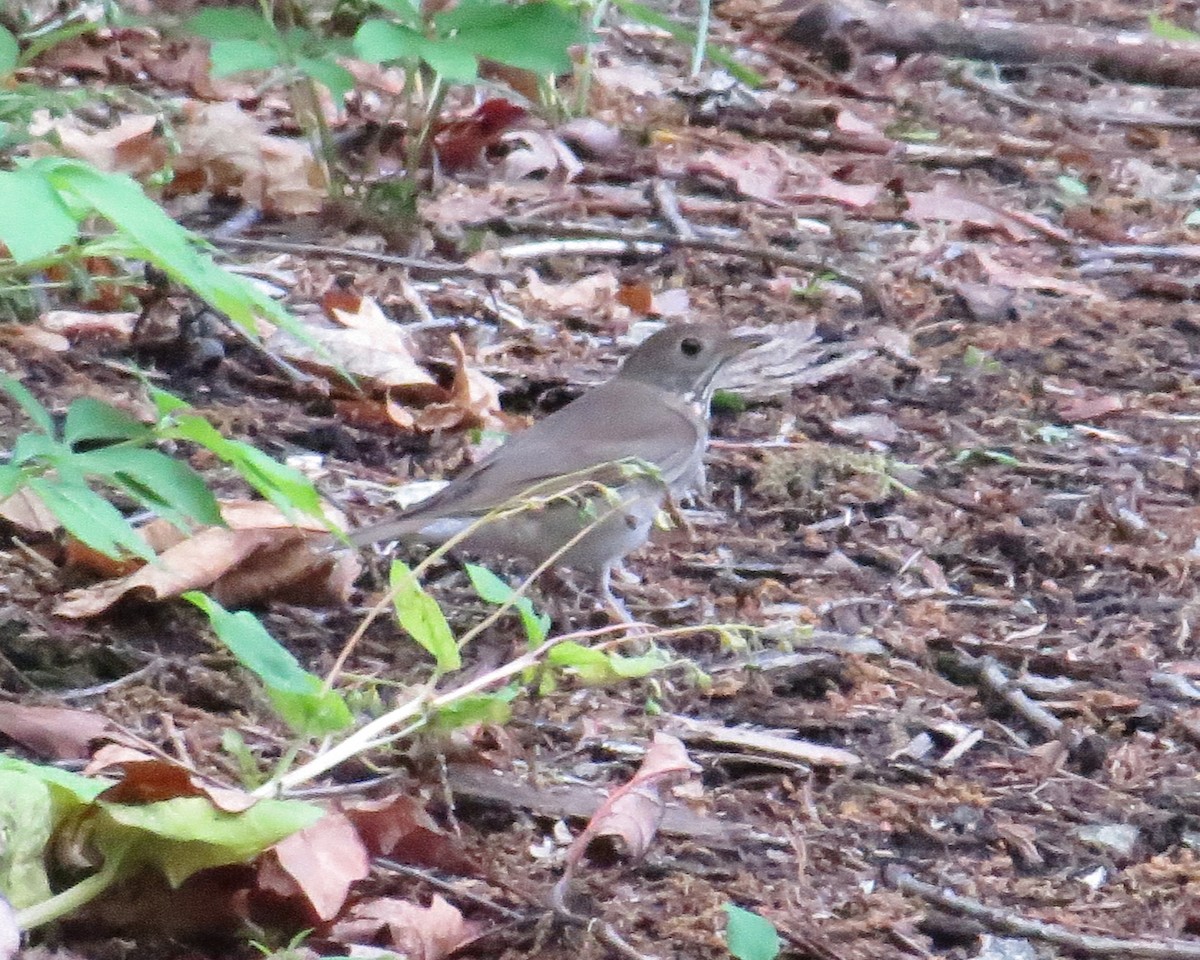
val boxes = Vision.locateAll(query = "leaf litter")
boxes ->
[9,0,1200,957]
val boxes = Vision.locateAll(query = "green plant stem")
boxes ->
[690,0,711,75]
[15,852,125,930]
[575,0,611,115]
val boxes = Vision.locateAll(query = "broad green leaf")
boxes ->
[18,20,102,67]
[419,38,478,82]
[186,593,352,736]
[390,560,460,672]
[28,476,153,560]
[185,8,278,42]
[74,447,222,527]
[442,2,582,74]
[95,795,322,887]
[0,771,54,909]
[724,904,780,960]
[0,373,55,435]
[64,397,152,446]
[1148,12,1200,42]
[297,56,356,107]
[354,19,424,62]
[10,432,60,465]
[0,26,17,76]
[0,167,78,263]
[209,38,282,75]
[0,757,109,806]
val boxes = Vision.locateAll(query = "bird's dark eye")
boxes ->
[679,337,702,357]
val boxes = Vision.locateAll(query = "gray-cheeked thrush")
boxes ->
[348,323,769,621]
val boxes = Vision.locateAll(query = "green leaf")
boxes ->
[440,1,582,74]
[419,38,478,81]
[0,770,55,909]
[547,641,669,685]
[297,56,356,107]
[74,447,223,528]
[0,165,78,262]
[1148,12,1200,42]
[185,593,352,736]
[185,8,279,42]
[464,563,549,644]
[27,476,153,560]
[608,0,764,87]
[1185,208,1200,228]
[0,465,22,498]
[0,373,56,435]
[35,157,294,337]
[95,795,322,887]
[209,38,282,75]
[10,432,61,465]
[64,397,152,446]
[724,904,780,960]
[354,19,425,62]
[0,26,18,76]
[390,560,461,672]
[0,757,109,806]
[431,689,516,730]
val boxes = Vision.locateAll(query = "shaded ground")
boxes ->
[6,0,1200,957]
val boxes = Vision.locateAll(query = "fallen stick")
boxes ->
[889,869,1200,959]
[782,0,1200,88]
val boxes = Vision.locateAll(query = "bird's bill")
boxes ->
[724,329,772,355]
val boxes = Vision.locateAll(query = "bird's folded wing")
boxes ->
[348,380,703,545]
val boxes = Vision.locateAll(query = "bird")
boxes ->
[347,323,770,622]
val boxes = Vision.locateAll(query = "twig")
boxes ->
[205,235,504,277]
[479,217,889,316]
[493,238,665,261]
[649,178,696,239]
[888,869,1200,959]
[375,859,525,921]
[1079,244,1200,264]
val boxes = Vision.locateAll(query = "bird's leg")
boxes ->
[610,561,641,585]
[597,565,651,634]
[663,494,696,541]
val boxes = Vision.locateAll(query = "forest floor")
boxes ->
[6,0,1200,958]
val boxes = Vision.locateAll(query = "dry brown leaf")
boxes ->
[692,145,785,204]
[0,488,60,535]
[1054,389,1125,422]
[0,703,112,760]
[561,732,699,880]
[523,270,627,320]
[341,794,476,873]
[329,894,480,959]
[969,249,1099,298]
[174,101,327,216]
[40,310,139,343]
[30,114,167,178]
[268,297,438,392]
[905,182,1035,240]
[54,501,358,618]
[413,334,504,433]
[258,813,370,922]
[499,129,582,182]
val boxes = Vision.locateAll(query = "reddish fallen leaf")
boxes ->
[342,794,476,874]
[433,98,528,173]
[329,894,480,959]
[617,282,655,315]
[0,703,112,761]
[561,732,699,881]
[89,753,257,813]
[258,813,370,922]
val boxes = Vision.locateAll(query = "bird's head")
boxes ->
[616,323,771,406]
